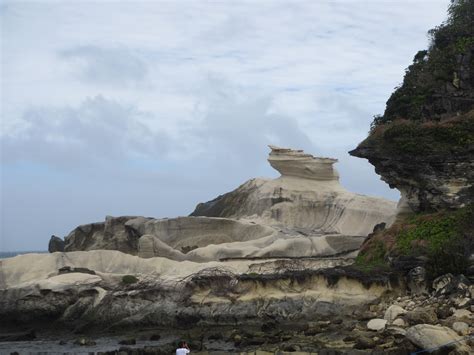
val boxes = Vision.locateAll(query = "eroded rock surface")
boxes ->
[0,251,395,331]
[50,146,396,262]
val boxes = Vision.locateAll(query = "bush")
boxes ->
[366,111,474,156]
[396,205,473,278]
[122,275,139,284]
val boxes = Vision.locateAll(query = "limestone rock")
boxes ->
[384,305,407,324]
[392,318,407,327]
[59,146,396,262]
[452,321,469,336]
[267,145,339,181]
[406,324,471,353]
[191,146,396,237]
[0,251,393,330]
[367,318,387,331]
[48,235,65,253]
[64,216,148,254]
[453,309,473,320]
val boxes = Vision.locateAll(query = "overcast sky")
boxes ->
[1,0,448,251]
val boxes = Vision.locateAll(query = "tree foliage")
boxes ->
[372,0,474,128]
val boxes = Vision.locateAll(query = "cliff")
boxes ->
[351,0,474,281]
[350,0,474,213]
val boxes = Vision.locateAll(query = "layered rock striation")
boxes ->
[191,145,396,236]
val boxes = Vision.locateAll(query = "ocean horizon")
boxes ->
[0,250,48,259]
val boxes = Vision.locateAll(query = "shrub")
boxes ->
[396,205,473,279]
[122,275,139,284]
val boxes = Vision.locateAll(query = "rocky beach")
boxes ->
[1,0,474,354]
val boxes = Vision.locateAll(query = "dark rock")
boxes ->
[119,338,136,345]
[48,235,65,252]
[0,329,36,342]
[58,340,67,345]
[58,266,96,275]
[354,335,376,349]
[407,267,428,295]
[63,216,148,254]
[149,334,161,341]
[405,309,438,325]
[281,344,301,352]
[436,305,453,319]
[432,273,470,297]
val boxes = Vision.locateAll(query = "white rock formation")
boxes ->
[54,146,397,262]
[268,145,340,181]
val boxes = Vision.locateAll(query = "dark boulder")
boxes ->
[48,235,65,252]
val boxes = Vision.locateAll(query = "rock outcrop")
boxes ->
[191,145,396,236]
[350,117,474,213]
[48,235,65,252]
[50,146,396,262]
[349,0,474,213]
[0,251,396,331]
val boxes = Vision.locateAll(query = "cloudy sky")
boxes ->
[1,0,448,251]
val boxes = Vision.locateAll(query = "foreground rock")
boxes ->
[50,146,396,262]
[0,250,396,331]
[406,324,471,354]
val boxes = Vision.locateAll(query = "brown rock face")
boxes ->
[350,0,474,213]
[350,139,474,213]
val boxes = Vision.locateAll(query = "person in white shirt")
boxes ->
[176,341,190,355]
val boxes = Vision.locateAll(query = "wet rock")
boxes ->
[119,338,136,345]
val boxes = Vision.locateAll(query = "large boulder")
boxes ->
[191,146,396,237]
[56,146,397,262]
[406,324,471,353]
[48,235,65,252]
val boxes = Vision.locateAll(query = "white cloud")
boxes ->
[1,0,449,250]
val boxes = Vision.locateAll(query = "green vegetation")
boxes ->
[371,0,474,127]
[122,275,139,284]
[396,205,473,278]
[355,205,473,278]
[367,112,474,155]
[354,240,388,271]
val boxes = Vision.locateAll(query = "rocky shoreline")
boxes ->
[1,250,473,354]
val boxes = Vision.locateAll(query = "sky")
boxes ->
[1,0,449,251]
